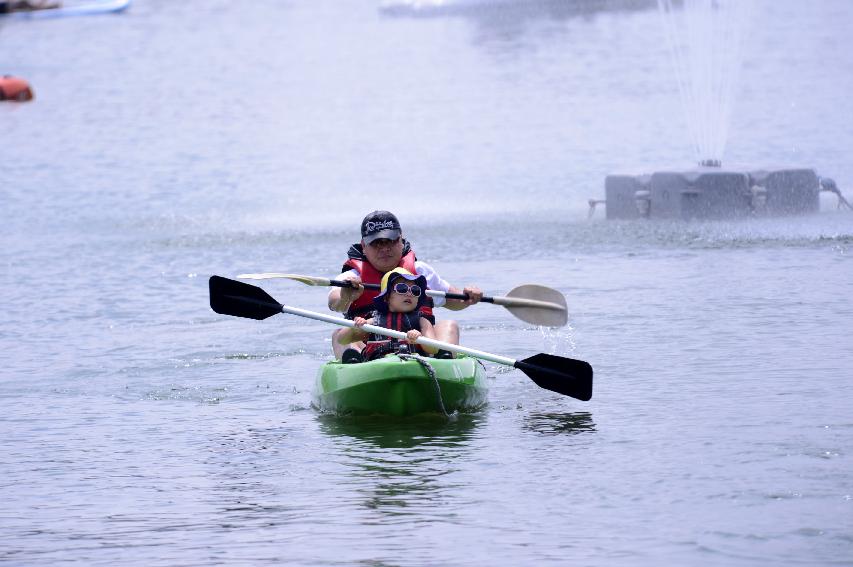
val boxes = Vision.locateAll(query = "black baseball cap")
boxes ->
[361,210,402,244]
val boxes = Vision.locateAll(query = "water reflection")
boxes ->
[318,414,484,519]
[316,413,483,450]
[380,0,656,20]
[523,411,596,435]
[379,0,657,44]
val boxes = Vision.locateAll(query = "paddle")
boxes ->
[236,272,569,327]
[210,276,592,401]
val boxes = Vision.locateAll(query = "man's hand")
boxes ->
[340,276,364,304]
[330,276,365,311]
[462,285,483,305]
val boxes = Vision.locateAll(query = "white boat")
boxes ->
[1,0,130,20]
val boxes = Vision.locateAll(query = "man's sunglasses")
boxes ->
[392,282,422,297]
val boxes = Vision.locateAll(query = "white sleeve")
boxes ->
[334,268,360,281]
[414,261,451,307]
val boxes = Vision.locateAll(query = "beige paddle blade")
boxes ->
[237,273,332,286]
[494,284,568,327]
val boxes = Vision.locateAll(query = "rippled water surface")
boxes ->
[2,1,852,565]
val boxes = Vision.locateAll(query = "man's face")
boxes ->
[362,237,404,273]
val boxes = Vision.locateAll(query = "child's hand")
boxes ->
[354,317,367,327]
[406,330,421,344]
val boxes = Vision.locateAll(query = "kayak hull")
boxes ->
[314,355,488,417]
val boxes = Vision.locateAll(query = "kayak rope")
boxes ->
[398,353,449,417]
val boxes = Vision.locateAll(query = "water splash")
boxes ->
[539,324,576,356]
[657,0,756,164]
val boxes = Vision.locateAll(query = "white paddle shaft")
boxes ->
[279,304,517,367]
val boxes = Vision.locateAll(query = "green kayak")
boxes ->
[313,354,488,417]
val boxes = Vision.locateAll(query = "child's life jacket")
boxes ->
[362,310,429,361]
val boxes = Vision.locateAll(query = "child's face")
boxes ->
[386,279,420,313]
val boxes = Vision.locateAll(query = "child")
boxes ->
[337,267,439,363]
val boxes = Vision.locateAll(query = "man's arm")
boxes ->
[328,271,364,312]
[415,261,482,311]
[442,285,483,311]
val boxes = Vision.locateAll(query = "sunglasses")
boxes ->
[368,237,401,248]
[392,282,422,297]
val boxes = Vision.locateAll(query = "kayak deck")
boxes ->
[314,354,488,417]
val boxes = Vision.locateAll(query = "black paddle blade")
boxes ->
[514,353,593,401]
[209,275,283,320]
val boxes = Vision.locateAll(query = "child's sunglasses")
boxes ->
[392,282,422,297]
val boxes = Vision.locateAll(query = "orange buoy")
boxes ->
[0,75,34,101]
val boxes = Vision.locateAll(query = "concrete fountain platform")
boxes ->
[603,165,821,220]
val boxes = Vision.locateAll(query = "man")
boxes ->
[328,210,482,360]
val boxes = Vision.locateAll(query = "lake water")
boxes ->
[2,1,852,565]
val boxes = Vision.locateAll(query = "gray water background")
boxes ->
[2,0,852,565]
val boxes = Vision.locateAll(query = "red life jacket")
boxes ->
[362,310,427,361]
[0,76,34,102]
[341,243,434,321]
